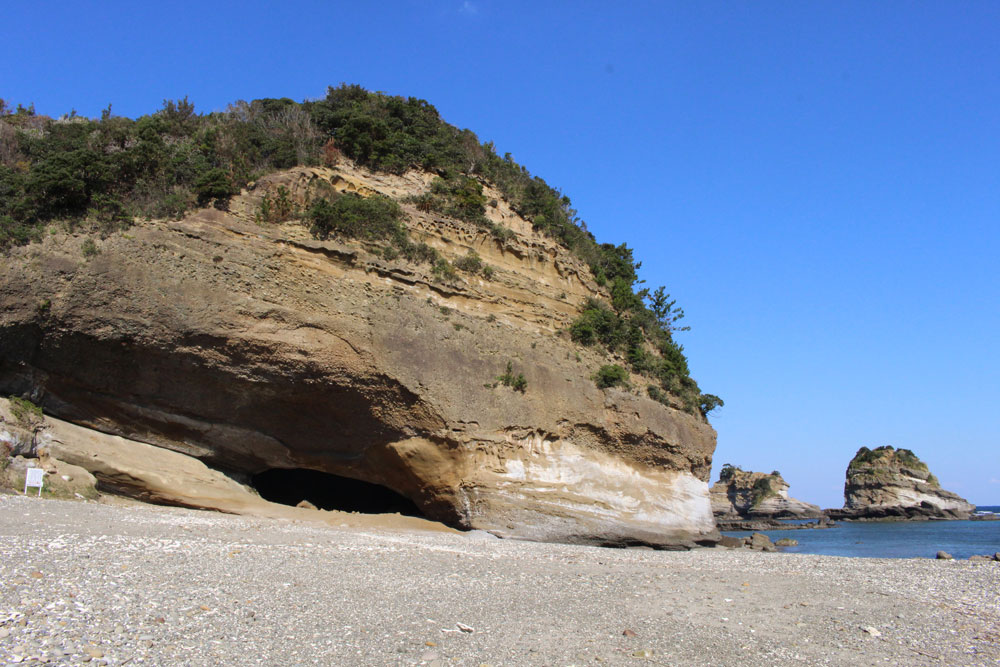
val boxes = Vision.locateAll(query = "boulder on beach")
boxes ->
[745,532,777,552]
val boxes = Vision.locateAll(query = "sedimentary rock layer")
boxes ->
[0,163,718,547]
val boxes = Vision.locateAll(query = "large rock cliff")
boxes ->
[709,466,823,520]
[0,162,719,548]
[829,446,974,520]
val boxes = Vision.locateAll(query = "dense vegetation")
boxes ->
[718,463,743,482]
[0,85,720,417]
[849,446,936,485]
[404,174,511,240]
[849,446,928,471]
[307,192,406,242]
[569,279,721,415]
[0,96,322,247]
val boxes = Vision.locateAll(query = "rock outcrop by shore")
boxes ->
[711,465,825,522]
[826,446,975,520]
[0,162,719,548]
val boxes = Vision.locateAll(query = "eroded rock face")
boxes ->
[0,163,718,548]
[710,469,824,520]
[829,446,974,520]
[0,397,453,535]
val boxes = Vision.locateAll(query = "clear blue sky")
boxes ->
[4,1,998,506]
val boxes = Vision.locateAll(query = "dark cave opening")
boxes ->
[251,468,423,516]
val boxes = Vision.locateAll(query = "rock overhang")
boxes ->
[0,163,719,548]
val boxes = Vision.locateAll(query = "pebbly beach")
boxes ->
[2,495,998,666]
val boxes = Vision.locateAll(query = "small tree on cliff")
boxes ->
[719,463,742,482]
[699,393,723,416]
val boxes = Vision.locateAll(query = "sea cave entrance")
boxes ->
[251,468,423,516]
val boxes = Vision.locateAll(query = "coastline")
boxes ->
[721,515,1000,561]
[2,496,998,665]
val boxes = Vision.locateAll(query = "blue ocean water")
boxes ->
[722,506,1000,559]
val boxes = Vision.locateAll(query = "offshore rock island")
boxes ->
[710,447,977,530]
[0,87,723,548]
[710,465,824,520]
[710,465,829,532]
[827,446,975,520]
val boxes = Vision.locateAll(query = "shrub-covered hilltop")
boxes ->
[847,446,935,483]
[0,85,720,417]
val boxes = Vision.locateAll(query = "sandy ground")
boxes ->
[1,495,998,666]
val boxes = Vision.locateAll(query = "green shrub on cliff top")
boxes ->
[699,394,724,416]
[1,85,719,414]
[894,448,926,470]
[718,463,743,482]
[307,192,406,243]
[849,446,928,472]
[567,244,713,415]
[408,175,489,226]
[306,85,613,266]
[194,168,237,208]
[304,192,448,271]
[570,299,627,349]
[850,446,877,467]
[0,96,322,248]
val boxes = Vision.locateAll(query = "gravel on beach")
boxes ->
[1,495,998,666]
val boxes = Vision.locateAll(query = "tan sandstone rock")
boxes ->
[710,467,823,520]
[830,446,974,520]
[0,162,719,548]
[3,398,450,533]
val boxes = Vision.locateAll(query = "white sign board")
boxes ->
[24,467,45,496]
